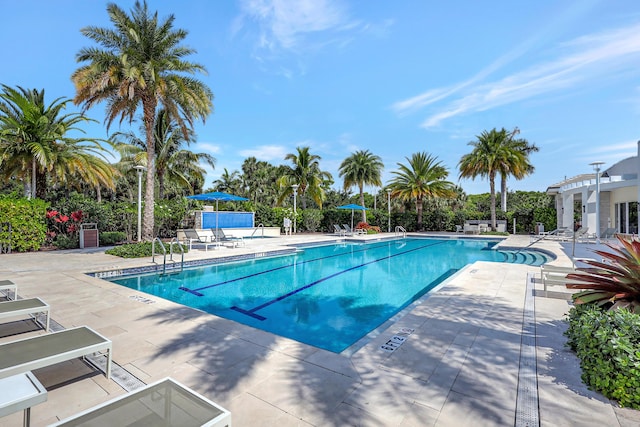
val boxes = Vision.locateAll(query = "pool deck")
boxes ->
[1,233,639,426]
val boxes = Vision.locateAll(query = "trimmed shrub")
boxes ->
[99,231,127,246]
[301,209,323,232]
[565,305,640,408]
[0,197,48,252]
[105,241,189,258]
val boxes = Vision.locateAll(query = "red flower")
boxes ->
[71,210,83,222]
[46,210,58,219]
[67,224,77,233]
[55,215,69,223]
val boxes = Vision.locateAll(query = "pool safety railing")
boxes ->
[395,226,406,238]
[251,223,265,238]
[151,237,184,275]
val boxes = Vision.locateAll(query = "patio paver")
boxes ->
[0,233,638,426]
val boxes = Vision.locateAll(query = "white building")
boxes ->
[546,142,640,237]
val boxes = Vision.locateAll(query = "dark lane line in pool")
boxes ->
[230,240,449,321]
[179,240,406,295]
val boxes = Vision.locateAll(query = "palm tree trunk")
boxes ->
[359,184,366,223]
[500,174,507,212]
[142,98,157,241]
[416,196,423,231]
[489,173,497,231]
[158,173,165,200]
[31,158,36,199]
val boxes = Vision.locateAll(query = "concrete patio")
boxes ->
[0,233,639,426]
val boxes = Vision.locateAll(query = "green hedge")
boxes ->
[565,305,640,408]
[99,231,127,246]
[0,197,48,252]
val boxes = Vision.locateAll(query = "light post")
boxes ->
[589,161,604,244]
[291,184,299,234]
[134,165,146,242]
[387,189,392,232]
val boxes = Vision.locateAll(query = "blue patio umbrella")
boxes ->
[337,203,369,231]
[187,192,248,231]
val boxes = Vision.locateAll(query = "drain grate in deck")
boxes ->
[515,272,540,427]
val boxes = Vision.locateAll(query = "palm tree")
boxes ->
[241,157,277,205]
[339,150,384,222]
[0,85,115,199]
[388,152,455,231]
[72,1,213,240]
[277,146,332,209]
[459,128,522,230]
[212,168,242,194]
[498,130,538,211]
[114,109,215,199]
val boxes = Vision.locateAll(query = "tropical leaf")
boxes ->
[567,235,640,312]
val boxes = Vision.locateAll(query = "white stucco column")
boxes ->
[584,186,594,232]
[562,193,574,229]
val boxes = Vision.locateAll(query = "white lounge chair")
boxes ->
[0,297,50,332]
[0,280,17,300]
[182,229,217,251]
[0,326,112,380]
[211,228,244,247]
[50,377,231,427]
[333,224,346,236]
[343,224,365,235]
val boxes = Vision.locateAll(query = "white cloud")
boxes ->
[239,0,352,50]
[238,144,288,161]
[587,140,639,154]
[394,22,640,128]
[197,142,222,154]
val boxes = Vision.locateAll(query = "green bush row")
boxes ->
[99,231,127,246]
[105,241,189,258]
[565,305,640,409]
[0,197,48,252]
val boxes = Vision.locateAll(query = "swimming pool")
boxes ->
[106,238,552,353]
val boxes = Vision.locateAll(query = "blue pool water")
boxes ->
[107,238,552,353]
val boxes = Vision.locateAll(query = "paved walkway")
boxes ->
[0,233,639,426]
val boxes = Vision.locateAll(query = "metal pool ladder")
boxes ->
[395,226,406,238]
[152,237,184,275]
[251,223,265,238]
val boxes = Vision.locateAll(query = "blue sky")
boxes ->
[2,0,640,196]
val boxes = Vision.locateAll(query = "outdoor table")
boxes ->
[50,377,231,426]
[0,371,47,427]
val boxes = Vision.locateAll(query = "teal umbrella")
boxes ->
[337,204,369,231]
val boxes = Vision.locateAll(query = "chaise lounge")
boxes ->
[182,229,217,251]
[0,280,17,300]
[0,298,50,332]
[0,326,112,380]
[211,228,245,248]
[50,377,231,427]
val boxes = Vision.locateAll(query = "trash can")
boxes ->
[535,222,544,235]
[80,223,99,249]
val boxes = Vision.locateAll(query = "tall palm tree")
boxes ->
[241,157,277,205]
[459,128,521,230]
[388,152,455,231]
[277,146,332,209]
[72,1,213,240]
[212,168,242,194]
[0,85,115,199]
[114,109,215,199]
[499,130,538,211]
[339,149,384,222]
